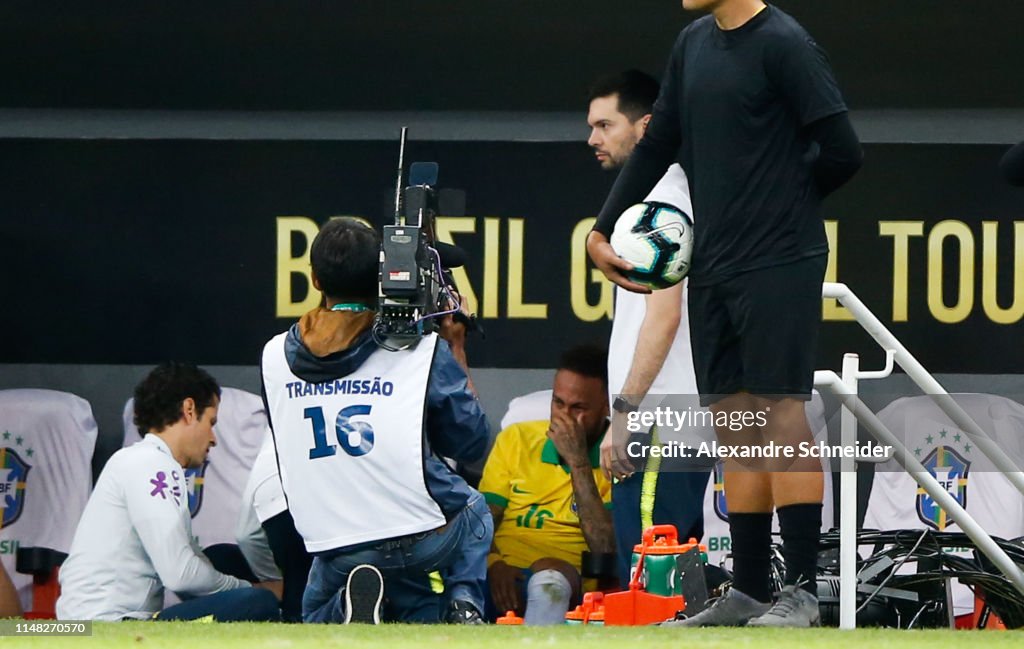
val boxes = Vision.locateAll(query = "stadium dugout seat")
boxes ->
[864,393,1024,622]
[0,389,98,618]
[123,387,267,599]
[500,389,553,430]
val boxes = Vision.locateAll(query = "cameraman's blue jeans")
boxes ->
[303,492,492,623]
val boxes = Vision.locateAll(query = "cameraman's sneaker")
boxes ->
[445,600,485,625]
[343,564,384,624]
[747,585,821,628]
[660,588,770,627]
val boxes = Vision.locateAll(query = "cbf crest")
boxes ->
[915,429,971,530]
[184,460,209,518]
[1,433,34,529]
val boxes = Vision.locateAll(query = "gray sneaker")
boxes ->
[747,585,821,628]
[660,588,771,627]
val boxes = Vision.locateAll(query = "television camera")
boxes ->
[374,128,479,349]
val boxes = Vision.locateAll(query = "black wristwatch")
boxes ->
[611,396,639,414]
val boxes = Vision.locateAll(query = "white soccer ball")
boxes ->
[609,202,694,289]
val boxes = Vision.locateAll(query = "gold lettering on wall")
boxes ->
[506,219,548,318]
[273,215,1024,327]
[879,221,925,322]
[570,218,614,322]
[482,218,501,318]
[927,220,974,324]
[822,220,854,321]
[982,221,1024,324]
[275,216,321,317]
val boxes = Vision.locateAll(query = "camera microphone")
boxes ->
[434,241,467,269]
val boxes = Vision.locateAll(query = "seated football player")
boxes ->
[56,363,281,622]
[480,345,614,625]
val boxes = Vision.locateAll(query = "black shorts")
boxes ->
[688,254,827,407]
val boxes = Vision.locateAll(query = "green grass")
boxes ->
[11,622,1021,649]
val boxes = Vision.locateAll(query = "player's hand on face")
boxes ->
[601,411,636,481]
[586,230,652,294]
[547,409,588,467]
[488,560,524,615]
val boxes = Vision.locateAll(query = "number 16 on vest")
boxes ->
[305,405,375,459]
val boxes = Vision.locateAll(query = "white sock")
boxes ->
[523,569,572,626]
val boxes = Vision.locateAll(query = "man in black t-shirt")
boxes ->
[587,0,862,627]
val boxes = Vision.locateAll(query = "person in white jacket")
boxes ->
[57,363,281,621]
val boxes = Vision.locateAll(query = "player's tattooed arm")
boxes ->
[568,465,615,555]
[549,410,615,555]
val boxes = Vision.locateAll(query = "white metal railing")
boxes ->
[814,282,1024,629]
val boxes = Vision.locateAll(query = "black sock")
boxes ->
[777,503,822,595]
[727,512,773,602]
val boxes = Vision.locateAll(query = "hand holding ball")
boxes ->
[609,202,694,290]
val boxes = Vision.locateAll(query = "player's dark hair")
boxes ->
[587,69,660,122]
[310,217,381,303]
[557,344,608,386]
[134,362,221,434]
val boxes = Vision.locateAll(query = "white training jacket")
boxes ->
[57,435,248,620]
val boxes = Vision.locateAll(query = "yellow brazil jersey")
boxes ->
[479,420,612,573]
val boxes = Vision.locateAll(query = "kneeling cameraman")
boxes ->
[261,217,491,624]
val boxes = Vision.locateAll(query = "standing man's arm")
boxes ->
[601,283,684,479]
[804,113,862,196]
[619,283,683,402]
[773,33,862,196]
[547,411,615,555]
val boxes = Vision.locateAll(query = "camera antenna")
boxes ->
[393,127,408,225]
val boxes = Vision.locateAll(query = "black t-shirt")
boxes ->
[595,5,848,286]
